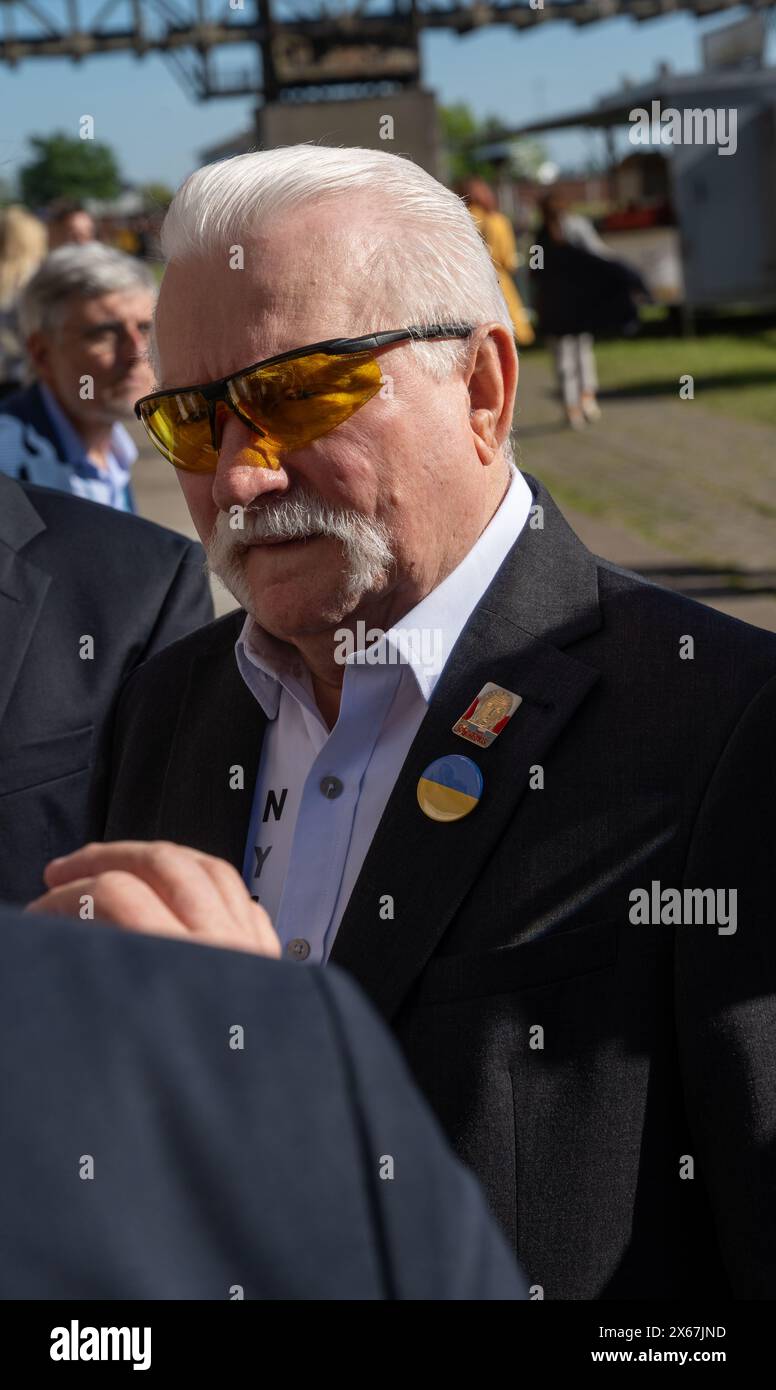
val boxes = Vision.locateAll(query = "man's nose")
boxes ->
[211,413,291,510]
[118,326,149,363]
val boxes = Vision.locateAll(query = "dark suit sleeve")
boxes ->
[675,672,776,1297]
[312,964,528,1300]
[133,539,214,662]
[1,910,524,1300]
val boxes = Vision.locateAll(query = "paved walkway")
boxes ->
[130,358,776,632]
[515,353,776,633]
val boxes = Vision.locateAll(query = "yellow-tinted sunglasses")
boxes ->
[134,323,474,473]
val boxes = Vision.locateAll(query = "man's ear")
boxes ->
[465,324,518,466]
[25,331,49,378]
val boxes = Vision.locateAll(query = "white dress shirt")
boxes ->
[236,463,533,963]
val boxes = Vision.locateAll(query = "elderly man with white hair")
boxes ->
[0,243,155,510]
[30,146,776,1301]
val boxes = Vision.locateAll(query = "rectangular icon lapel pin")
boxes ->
[453,682,523,748]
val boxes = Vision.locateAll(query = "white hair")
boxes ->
[159,144,518,464]
[18,243,156,338]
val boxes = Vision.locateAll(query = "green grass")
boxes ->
[537,330,776,428]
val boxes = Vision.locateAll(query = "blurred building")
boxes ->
[201,89,442,178]
[475,28,776,315]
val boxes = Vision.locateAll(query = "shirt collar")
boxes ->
[236,463,533,717]
[39,381,137,479]
[236,621,311,721]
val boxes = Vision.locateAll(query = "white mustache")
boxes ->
[205,486,395,613]
[228,491,365,546]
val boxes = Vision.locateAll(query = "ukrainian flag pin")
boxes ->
[417,754,483,823]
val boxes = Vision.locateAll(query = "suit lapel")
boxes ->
[330,478,603,1020]
[0,479,50,730]
[20,383,70,458]
[157,611,267,869]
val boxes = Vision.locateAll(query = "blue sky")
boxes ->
[1,5,773,191]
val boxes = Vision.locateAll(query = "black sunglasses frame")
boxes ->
[134,322,474,451]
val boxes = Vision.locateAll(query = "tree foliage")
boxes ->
[138,182,175,212]
[19,133,121,208]
[440,104,547,183]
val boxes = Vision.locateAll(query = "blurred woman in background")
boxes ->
[0,205,48,399]
[458,176,535,348]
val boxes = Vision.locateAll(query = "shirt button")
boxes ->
[319,775,343,799]
[287,938,311,961]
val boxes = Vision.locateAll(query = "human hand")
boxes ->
[26,840,281,958]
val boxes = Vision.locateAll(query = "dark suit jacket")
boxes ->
[0,475,214,905]
[0,382,136,511]
[97,475,776,1300]
[0,906,525,1300]
[532,235,648,338]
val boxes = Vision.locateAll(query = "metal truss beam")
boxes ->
[0,0,773,101]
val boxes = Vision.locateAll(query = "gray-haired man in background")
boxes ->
[0,243,155,511]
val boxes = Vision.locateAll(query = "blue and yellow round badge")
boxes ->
[417,755,483,823]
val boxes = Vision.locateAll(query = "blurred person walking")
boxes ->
[0,206,48,401]
[46,198,97,250]
[533,189,648,430]
[459,177,535,348]
[0,243,155,511]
